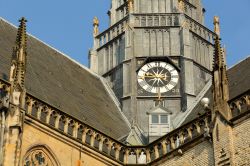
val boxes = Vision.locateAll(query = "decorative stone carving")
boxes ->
[178,0,185,12]
[54,114,62,129]
[26,97,35,115]
[229,94,250,117]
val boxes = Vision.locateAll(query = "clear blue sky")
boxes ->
[0,0,249,67]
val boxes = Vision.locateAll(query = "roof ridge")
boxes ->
[100,77,131,129]
[173,78,212,127]
[0,17,101,79]
[228,55,250,70]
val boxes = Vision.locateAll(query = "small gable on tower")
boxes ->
[147,103,172,142]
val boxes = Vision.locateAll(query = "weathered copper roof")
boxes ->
[0,18,130,139]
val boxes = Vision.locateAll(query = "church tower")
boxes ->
[89,0,216,142]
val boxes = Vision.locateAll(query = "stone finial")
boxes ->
[212,16,231,119]
[128,0,134,13]
[213,16,220,37]
[93,17,99,36]
[178,0,185,12]
[17,17,27,48]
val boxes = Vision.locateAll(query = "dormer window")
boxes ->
[149,113,171,142]
[147,104,172,142]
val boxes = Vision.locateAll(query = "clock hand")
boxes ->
[139,72,170,80]
[156,73,170,81]
[145,72,154,76]
[138,75,157,79]
[139,75,166,79]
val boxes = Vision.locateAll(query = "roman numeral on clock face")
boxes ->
[147,64,153,68]
[168,81,177,87]
[139,80,147,87]
[155,62,160,67]
[146,86,153,92]
[170,70,178,76]
[164,86,170,91]
[171,75,179,79]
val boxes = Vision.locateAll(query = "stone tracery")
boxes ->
[23,145,60,166]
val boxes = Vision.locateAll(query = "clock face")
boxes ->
[137,61,179,93]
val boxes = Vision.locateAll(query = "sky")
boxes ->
[0,0,249,67]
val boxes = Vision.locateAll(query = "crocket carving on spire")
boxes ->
[212,16,230,119]
[9,17,27,108]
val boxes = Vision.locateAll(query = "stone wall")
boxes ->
[20,117,121,166]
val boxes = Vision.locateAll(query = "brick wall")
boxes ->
[232,118,250,165]
[153,141,214,166]
[212,116,235,166]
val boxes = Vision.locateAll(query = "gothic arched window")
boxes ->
[23,145,60,166]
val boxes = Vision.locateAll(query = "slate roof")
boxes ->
[228,56,250,100]
[180,85,212,125]
[181,56,250,125]
[0,18,130,139]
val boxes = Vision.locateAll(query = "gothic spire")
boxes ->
[212,16,230,119]
[10,17,27,90]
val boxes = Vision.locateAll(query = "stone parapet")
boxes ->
[183,14,215,43]
[96,16,128,49]
[229,91,250,118]
[132,13,215,44]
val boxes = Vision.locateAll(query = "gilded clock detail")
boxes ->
[137,61,179,94]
